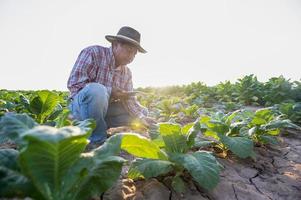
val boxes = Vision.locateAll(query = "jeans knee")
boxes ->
[87,83,107,93]
[81,83,108,103]
[87,83,108,96]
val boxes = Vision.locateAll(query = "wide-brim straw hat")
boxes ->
[105,26,147,53]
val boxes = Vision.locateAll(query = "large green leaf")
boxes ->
[254,108,274,122]
[29,90,60,123]
[262,119,301,131]
[193,138,215,148]
[0,149,19,171]
[152,136,165,148]
[240,126,257,137]
[199,115,211,127]
[46,104,63,121]
[93,134,122,159]
[203,130,219,140]
[181,123,194,135]
[19,94,30,111]
[187,121,201,148]
[128,158,174,179]
[171,175,186,193]
[199,115,229,138]
[73,156,125,200]
[0,113,37,142]
[148,124,160,140]
[207,120,229,134]
[217,133,254,158]
[0,149,38,198]
[258,135,278,145]
[251,117,267,125]
[18,125,90,200]
[225,110,243,125]
[266,129,280,136]
[75,119,96,137]
[159,123,188,153]
[120,133,168,160]
[169,151,221,190]
[54,109,73,128]
[0,166,37,198]
[61,134,124,200]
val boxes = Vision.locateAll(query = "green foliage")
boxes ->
[0,149,19,170]
[120,126,221,191]
[0,91,32,114]
[2,75,300,125]
[128,159,174,179]
[18,126,91,199]
[159,123,188,153]
[169,151,221,190]
[263,76,294,106]
[243,108,301,144]
[198,113,255,158]
[0,90,68,126]
[120,133,168,160]
[292,81,301,101]
[217,133,254,158]
[0,149,38,198]
[156,98,183,120]
[235,74,264,105]
[215,81,237,102]
[0,113,38,143]
[0,114,126,200]
[274,102,301,125]
[171,175,186,193]
[182,104,199,118]
[1,75,301,197]
[196,107,299,158]
[29,90,61,123]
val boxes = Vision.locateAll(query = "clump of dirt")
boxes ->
[0,140,17,149]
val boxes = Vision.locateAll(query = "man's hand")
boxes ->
[140,116,157,127]
[111,87,130,100]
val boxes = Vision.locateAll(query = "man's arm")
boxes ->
[122,70,156,127]
[67,47,95,97]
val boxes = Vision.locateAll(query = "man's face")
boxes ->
[113,41,138,66]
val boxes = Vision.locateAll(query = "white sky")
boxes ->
[0,0,300,91]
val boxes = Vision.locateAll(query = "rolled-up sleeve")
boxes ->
[67,48,94,97]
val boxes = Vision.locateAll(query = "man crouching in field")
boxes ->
[67,26,156,149]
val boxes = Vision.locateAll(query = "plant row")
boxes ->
[0,105,300,199]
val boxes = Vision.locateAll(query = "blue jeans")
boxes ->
[69,83,133,143]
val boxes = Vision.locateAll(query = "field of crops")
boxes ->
[0,74,301,199]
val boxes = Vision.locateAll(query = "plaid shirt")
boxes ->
[67,45,148,118]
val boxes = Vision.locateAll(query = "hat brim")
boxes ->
[105,35,147,53]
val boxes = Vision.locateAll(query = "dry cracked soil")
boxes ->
[102,128,301,200]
